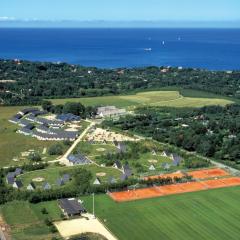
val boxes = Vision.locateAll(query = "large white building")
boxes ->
[97,106,126,118]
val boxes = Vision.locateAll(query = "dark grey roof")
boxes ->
[172,154,182,166]
[43,182,51,190]
[9,117,20,123]
[114,160,122,169]
[56,178,65,186]
[15,168,22,176]
[123,164,132,177]
[25,114,37,122]
[117,142,127,153]
[68,153,90,165]
[120,173,128,181]
[14,114,23,119]
[28,182,36,189]
[56,113,81,122]
[163,150,171,156]
[19,127,33,135]
[108,176,116,184]
[6,172,15,184]
[62,174,70,183]
[58,198,85,215]
[14,180,23,188]
[19,108,39,115]
[32,110,48,117]
[18,119,32,127]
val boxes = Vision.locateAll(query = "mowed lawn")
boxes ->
[0,201,62,240]
[18,164,122,189]
[0,106,58,167]
[50,90,234,108]
[82,187,240,240]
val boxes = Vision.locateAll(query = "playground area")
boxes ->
[85,127,136,142]
[54,213,117,240]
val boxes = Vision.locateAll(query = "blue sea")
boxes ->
[0,28,240,70]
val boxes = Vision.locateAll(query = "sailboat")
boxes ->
[144,48,152,51]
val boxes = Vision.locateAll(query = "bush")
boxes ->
[28,152,42,162]
[48,144,63,155]
[41,207,48,214]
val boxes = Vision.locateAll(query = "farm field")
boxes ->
[50,90,234,108]
[0,200,62,240]
[82,187,240,240]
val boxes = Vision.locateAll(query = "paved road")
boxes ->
[59,121,95,165]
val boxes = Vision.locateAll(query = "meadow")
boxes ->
[18,164,122,189]
[0,200,62,240]
[82,186,240,240]
[50,89,234,108]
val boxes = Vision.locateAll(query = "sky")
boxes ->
[0,0,240,27]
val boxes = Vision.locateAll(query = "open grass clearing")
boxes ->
[18,164,122,189]
[50,90,234,109]
[0,200,62,240]
[81,186,240,240]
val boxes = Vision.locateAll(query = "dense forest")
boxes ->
[0,59,240,105]
[103,104,240,168]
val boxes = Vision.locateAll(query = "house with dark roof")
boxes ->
[43,182,51,190]
[15,168,22,176]
[58,198,86,217]
[162,162,171,170]
[161,150,171,157]
[18,119,32,127]
[56,113,81,122]
[6,172,15,185]
[27,182,36,191]
[18,124,35,136]
[117,142,127,153]
[67,153,90,166]
[13,180,23,189]
[108,176,116,184]
[62,174,71,183]
[171,154,182,166]
[93,177,101,185]
[56,178,65,186]
[9,114,22,124]
[113,160,122,170]
[149,165,156,171]
[18,108,39,116]
[120,173,129,181]
[123,164,132,177]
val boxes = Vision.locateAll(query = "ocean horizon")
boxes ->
[0,28,240,70]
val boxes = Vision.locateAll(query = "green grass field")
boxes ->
[50,90,234,108]
[0,106,58,167]
[82,186,240,240]
[0,201,62,240]
[18,164,121,189]
[0,106,89,168]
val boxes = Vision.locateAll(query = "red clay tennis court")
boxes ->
[109,177,240,202]
[144,168,229,181]
[188,168,229,179]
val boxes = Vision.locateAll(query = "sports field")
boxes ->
[145,168,229,181]
[82,187,240,240]
[110,177,240,202]
[50,90,234,108]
